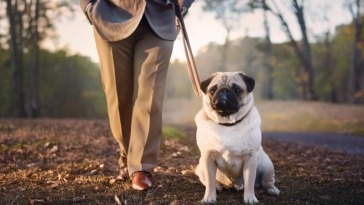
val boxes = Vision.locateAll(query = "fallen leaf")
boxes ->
[89,169,98,175]
[114,195,121,205]
[48,145,58,154]
[44,142,50,148]
[171,151,181,157]
[109,178,117,184]
[29,199,45,205]
[170,200,180,205]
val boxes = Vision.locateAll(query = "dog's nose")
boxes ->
[218,89,229,102]
[218,89,229,100]
[216,89,229,107]
[219,99,227,105]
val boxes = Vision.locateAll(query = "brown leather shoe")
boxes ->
[116,166,129,180]
[131,171,153,191]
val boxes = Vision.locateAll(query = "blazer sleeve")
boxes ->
[183,0,194,9]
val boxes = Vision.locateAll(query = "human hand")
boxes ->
[178,0,184,9]
[177,0,188,16]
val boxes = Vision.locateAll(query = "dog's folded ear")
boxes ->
[200,76,215,94]
[239,73,255,93]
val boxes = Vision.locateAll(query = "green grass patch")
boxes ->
[162,126,187,140]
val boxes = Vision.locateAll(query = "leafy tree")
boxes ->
[250,0,316,100]
[330,22,361,103]
[38,50,106,118]
[269,43,300,99]
[3,0,76,117]
[345,0,364,104]
[0,48,106,118]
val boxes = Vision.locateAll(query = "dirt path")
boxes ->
[263,132,364,155]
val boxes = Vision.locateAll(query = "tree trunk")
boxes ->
[29,0,40,117]
[274,10,306,99]
[263,0,273,99]
[292,0,315,100]
[324,31,337,102]
[269,0,316,100]
[6,0,26,117]
[348,0,363,104]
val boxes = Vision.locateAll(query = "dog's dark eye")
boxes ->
[209,86,217,95]
[233,85,243,94]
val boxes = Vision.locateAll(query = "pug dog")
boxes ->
[194,72,280,204]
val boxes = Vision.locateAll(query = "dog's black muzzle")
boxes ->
[211,88,239,116]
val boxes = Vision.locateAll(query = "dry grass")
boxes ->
[163,99,364,136]
[255,100,364,136]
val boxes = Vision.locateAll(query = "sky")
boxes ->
[47,0,353,63]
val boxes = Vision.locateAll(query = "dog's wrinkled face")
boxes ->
[200,72,255,118]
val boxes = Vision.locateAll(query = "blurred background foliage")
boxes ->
[0,0,363,118]
[0,48,105,118]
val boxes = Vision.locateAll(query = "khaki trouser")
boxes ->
[93,22,173,175]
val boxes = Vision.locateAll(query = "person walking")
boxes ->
[79,0,194,190]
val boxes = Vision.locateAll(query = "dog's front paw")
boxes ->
[200,198,216,204]
[244,194,258,204]
[266,185,280,196]
[234,184,244,190]
[216,183,223,192]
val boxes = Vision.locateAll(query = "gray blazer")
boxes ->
[80,0,194,42]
